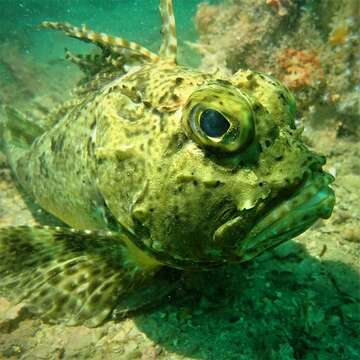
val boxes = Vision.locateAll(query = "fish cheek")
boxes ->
[95,107,150,232]
[135,176,228,261]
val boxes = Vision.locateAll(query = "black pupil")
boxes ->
[200,109,230,138]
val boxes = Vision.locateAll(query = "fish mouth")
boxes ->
[234,172,335,261]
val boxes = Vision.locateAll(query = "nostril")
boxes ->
[306,154,326,172]
[309,160,325,172]
[309,163,320,172]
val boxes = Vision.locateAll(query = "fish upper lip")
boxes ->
[210,171,335,261]
[234,171,335,259]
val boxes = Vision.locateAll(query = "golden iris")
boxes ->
[183,83,255,153]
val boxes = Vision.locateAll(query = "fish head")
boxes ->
[96,68,335,268]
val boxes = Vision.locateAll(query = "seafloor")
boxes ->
[0,0,359,359]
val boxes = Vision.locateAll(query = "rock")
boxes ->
[325,262,360,301]
[343,226,360,243]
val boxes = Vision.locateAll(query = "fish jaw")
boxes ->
[235,172,335,261]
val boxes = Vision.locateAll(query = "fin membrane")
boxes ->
[40,0,178,73]
[1,106,44,145]
[40,21,159,61]
[0,226,171,327]
[0,106,45,170]
[159,0,177,62]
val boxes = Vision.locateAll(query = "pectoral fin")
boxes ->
[0,226,170,327]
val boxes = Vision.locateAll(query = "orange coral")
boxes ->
[277,48,323,90]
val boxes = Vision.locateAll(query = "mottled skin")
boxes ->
[0,0,335,326]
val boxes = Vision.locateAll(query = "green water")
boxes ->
[0,0,219,65]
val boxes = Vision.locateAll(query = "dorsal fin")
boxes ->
[159,0,178,63]
[40,0,178,76]
[40,21,160,62]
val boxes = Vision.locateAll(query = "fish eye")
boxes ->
[183,83,255,153]
[199,109,230,138]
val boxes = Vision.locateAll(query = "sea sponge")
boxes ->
[194,2,219,34]
[329,25,349,46]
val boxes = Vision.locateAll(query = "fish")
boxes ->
[0,0,335,327]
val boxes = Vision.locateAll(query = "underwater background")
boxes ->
[0,0,359,359]
[0,0,209,62]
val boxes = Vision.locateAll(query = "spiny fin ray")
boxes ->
[159,0,178,62]
[40,21,160,62]
[0,226,161,327]
[1,106,45,171]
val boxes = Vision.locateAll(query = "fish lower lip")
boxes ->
[236,172,335,260]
